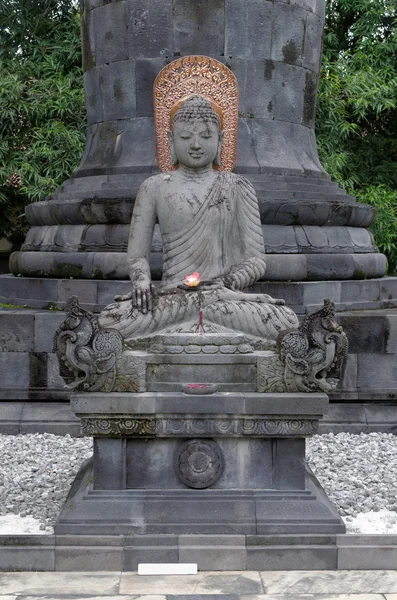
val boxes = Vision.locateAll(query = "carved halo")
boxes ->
[154,55,239,172]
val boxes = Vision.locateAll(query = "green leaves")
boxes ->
[317,0,397,273]
[0,0,84,241]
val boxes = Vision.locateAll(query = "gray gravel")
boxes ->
[0,433,92,530]
[0,432,396,529]
[307,432,397,520]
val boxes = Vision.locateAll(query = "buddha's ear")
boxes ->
[213,130,225,166]
[168,131,178,165]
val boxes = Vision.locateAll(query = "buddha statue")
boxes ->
[98,94,299,347]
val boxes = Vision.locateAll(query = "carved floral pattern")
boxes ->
[79,417,318,438]
[174,439,224,489]
[81,418,156,437]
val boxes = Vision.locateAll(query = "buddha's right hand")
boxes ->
[115,282,156,314]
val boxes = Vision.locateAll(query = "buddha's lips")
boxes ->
[185,272,200,287]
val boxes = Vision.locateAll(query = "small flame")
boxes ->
[185,271,200,287]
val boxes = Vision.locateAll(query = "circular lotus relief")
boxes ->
[174,439,224,489]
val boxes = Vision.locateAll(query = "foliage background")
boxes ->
[0,0,85,244]
[0,0,396,270]
[316,0,397,273]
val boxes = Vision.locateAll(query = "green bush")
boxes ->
[0,0,85,241]
[316,0,397,273]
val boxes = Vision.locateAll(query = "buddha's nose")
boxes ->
[190,137,202,150]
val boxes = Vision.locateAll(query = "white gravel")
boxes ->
[0,433,92,531]
[307,432,397,519]
[0,431,396,534]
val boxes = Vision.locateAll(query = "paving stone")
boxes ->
[319,403,365,435]
[358,354,397,389]
[0,312,34,352]
[0,275,58,301]
[337,354,358,395]
[228,59,273,120]
[250,120,305,173]
[364,404,397,430]
[57,279,98,305]
[303,11,323,72]
[260,570,397,595]
[271,2,305,65]
[0,572,121,595]
[0,547,55,572]
[20,402,78,426]
[386,315,397,353]
[22,597,163,600]
[120,571,263,595]
[179,535,247,571]
[84,67,103,125]
[303,281,341,305]
[225,0,272,59]
[81,4,96,71]
[0,352,30,387]
[122,533,178,570]
[123,546,179,571]
[0,402,23,422]
[235,118,260,172]
[135,58,166,117]
[34,312,66,353]
[247,546,337,570]
[173,0,224,56]
[93,1,128,65]
[273,63,305,125]
[168,596,238,600]
[244,596,385,600]
[126,0,173,58]
[340,280,380,304]
[264,255,308,281]
[338,314,389,354]
[99,61,136,121]
[55,547,123,571]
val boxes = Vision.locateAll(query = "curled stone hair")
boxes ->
[172,94,221,129]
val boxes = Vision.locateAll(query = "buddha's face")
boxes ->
[170,120,223,169]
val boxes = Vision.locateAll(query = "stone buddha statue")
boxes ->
[99,95,299,346]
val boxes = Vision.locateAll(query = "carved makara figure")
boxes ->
[99,94,299,345]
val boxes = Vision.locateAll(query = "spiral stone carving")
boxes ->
[174,439,224,489]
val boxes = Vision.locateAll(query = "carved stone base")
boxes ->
[55,391,345,536]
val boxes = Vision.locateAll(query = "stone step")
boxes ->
[0,533,396,571]
[2,275,397,312]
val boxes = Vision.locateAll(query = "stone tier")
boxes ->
[9,249,386,281]
[54,391,345,536]
[21,224,377,255]
[24,174,372,228]
[13,171,382,280]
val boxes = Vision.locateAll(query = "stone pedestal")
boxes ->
[55,391,345,536]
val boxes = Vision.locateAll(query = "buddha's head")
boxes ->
[168,95,224,169]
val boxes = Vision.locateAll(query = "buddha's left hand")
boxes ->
[258,293,285,305]
[224,290,285,305]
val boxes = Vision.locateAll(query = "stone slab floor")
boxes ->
[1,571,397,599]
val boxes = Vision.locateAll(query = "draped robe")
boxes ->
[99,172,299,345]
